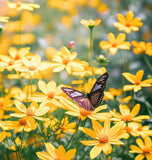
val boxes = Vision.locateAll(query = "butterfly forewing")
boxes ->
[88,72,109,108]
[61,87,93,111]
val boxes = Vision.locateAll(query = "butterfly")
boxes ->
[61,72,109,111]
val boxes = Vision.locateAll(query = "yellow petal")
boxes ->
[122,72,136,83]
[102,143,112,155]
[144,136,151,148]
[92,120,103,136]
[47,81,56,92]
[90,144,102,159]
[14,100,27,113]
[109,47,118,55]
[80,140,99,146]
[63,149,76,160]
[134,85,141,92]
[136,138,144,149]
[136,70,144,81]
[141,79,152,86]
[131,104,140,117]
[116,33,126,44]
[31,54,41,67]
[126,10,134,21]
[119,104,130,116]
[55,145,65,158]
[117,13,126,24]
[79,127,96,139]
[108,33,115,43]
[45,143,56,157]
[123,85,135,91]
[38,80,48,94]
[36,152,53,160]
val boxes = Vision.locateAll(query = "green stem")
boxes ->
[66,119,81,149]
[89,28,95,78]
[143,54,152,71]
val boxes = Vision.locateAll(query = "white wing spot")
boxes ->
[71,92,82,97]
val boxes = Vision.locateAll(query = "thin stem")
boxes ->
[125,123,129,160]
[66,118,81,149]
[143,54,152,71]
[30,74,33,97]
[89,28,95,78]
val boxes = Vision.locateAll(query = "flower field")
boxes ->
[0,0,152,160]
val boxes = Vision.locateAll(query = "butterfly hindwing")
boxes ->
[61,87,93,111]
[88,72,109,108]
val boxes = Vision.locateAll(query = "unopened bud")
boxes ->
[68,41,75,49]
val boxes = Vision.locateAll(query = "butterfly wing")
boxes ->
[61,87,93,111]
[87,72,109,108]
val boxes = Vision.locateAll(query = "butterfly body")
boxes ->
[61,72,109,111]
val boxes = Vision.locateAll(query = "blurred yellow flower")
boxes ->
[0,16,9,22]
[0,131,11,142]
[61,98,110,121]
[80,19,101,28]
[79,119,124,159]
[114,10,143,33]
[7,1,40,11]
[119,96,132,104]
[30,80,63,111]
[122,70,152,92]
[55,116,76,139]
[36,143,76,160]
[0,116,36,133]
[99,33,131,55]
[121,122,152,139]
[11,100,49,121]
[12,33,35,45]
[10,137,25,151]
[110,104,150,123]
[129,136,152,160]
[49,47,84,74]
[15,54,51,76]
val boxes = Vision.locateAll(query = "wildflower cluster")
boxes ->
[0,1,152,160]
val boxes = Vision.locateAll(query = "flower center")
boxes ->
[16,2,21,8]
[63,58,70,65]
[15,54,20,60]
[112,42,117,47]
[47,91,55,98]
[126,21,131,27]
[8,60,14,66]
[135,79,141,85]
[121,115,132,122]
[19,118,27,125]
[98,134,109,143]
[0,101,4,108]
[137,127,142,131]
[125,126,132,133]
[26,109,35,116]
[142,147,151,153]
[28,65,36,71]
[80,110,91,116]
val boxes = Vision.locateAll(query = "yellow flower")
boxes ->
[10,85,37,102]
[0,54,23,71]
[79,119,124,159]
[109,88,122,97]
[129,136,152,160]
[121,122,152,139]
[49,47,83,74]
[0,16,9,22]
[0,116,36,133]
[36,143,76,160]
[132,41,146,55]
[80,19,101,28]
[122,70,152,92]
[61,98,110,121]
[12,33,35,45]
[110,104,150,123]
[0,131,11,142]
[119,96,132,104]
[30,80,63,111]
[7,1,40,11]
[15,54,51,76]
[11,100,49,121]
[103,91,114,101]
[55,116,76,139]
[10,137,25,151]
[99,33,131,55]
[114,10,143,33]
